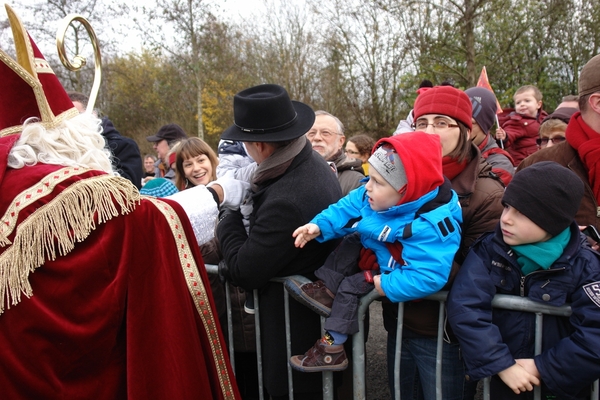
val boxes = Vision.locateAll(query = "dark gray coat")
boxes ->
[217,140,342,397]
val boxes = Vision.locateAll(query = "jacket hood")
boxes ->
[101,117,119,138]
[373,132,444,204]
[334,152,364,173]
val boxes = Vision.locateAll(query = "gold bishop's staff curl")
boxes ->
[56,14,102,113]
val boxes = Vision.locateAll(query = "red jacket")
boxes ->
[499,108,548,165]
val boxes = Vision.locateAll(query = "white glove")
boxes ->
[207,176,251,210]
[165,185,218,246]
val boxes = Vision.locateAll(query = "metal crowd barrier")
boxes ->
[205,264,599,400]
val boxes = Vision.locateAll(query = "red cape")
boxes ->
[0,162,240,399]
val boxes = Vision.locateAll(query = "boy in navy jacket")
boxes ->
[448,161,600,399]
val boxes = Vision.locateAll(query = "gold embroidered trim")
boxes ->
[0,166,93,246]
[147,198,236,400]
[33,57,54,74]
[0,175,140,314]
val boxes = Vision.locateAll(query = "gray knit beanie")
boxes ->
[368,144,407,192]
[502,162,584,236]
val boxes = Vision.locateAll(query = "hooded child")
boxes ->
[287,131,463,372]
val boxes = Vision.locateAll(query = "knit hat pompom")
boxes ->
[413,86,473,130]
[502,162,584,236]
[368,144,406,192]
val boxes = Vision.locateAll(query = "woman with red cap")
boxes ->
[383,85,505,400]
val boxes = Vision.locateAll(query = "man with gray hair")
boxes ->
[307,110,365,195]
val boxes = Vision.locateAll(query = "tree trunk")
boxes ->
[464,0,476,86]
[197,81,204,139]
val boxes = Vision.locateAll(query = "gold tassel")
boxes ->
[0,175,140,315]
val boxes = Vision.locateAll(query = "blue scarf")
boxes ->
[511,228,571,275]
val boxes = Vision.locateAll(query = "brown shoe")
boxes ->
[284,279,334,317]
[289,339,348,372]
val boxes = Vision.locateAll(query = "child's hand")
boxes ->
[373,275,385,296]
[515,358,540,379]
[498,363,540,395]
[495,127,507,141]
[292,223,321,248]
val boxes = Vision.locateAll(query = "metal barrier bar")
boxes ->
[482,376,491,400]
[352,289,380,400]
[253,288,265,400]
[393,302,404,400]
[283,287,294,400]
[436,300,445,399]
[204,265,598,400]
[534,312,543,400]
[321,312,335,400]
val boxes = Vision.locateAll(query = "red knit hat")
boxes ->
[413,86,473,130]
[0,4,78,137]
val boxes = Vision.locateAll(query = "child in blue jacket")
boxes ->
[287,131,463,372]
[448,161,600,399]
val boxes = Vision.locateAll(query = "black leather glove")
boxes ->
[218,260,229,284]
[218,207,242,224]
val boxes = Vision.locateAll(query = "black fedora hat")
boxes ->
[221,84,315,142]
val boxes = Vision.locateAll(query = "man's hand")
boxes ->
[292,223,321,248]
[498,363,540,395]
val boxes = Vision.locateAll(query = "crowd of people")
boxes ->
[3,3,600,400]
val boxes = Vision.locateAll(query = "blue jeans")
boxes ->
[386,331,477,400]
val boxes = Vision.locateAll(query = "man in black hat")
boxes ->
[217,84,343,399]
[518,54,600,231]
[146,123,188,182]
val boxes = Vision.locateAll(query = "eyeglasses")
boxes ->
[412,119,459,131]
[306,130,341,139]
[536,136,566,147]
[345,149,360,156]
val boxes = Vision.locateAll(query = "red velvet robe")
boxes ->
[0,158,240,399]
